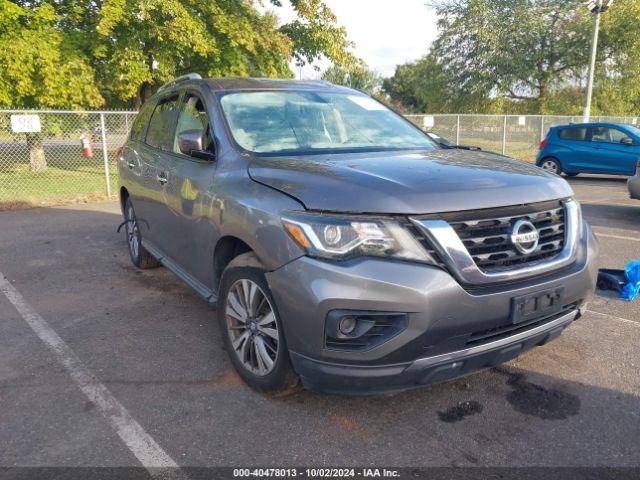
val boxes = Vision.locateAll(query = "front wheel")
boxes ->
[218,255,299,394]
[540,158,562,175]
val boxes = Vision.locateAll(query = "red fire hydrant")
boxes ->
[80,132,95,158]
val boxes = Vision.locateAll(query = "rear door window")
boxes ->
[129,101,155,142]
[145,95,181,151]
[557,127,587,141]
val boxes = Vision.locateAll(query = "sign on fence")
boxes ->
[10,114,41,133]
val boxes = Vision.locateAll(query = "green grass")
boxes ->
[462,139,538,163]
[0,146,118,206]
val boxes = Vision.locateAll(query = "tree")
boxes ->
[279,0,356,70]
[597,0,640,115]
[427,0,592,112]
[92,0,297,106]
[3,0,355,108]
[0,1,103,171]
[384,0,640,115]
[17,0,356,107]
[322,63,381,95]
[382,53,503,113]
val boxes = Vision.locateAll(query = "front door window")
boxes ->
[591,127,628,144]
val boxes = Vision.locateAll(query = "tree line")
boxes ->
[2,0,638,116]
[0,0,356,110]
[380,0,640,115]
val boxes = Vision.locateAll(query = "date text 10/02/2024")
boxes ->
[232,468,400,478]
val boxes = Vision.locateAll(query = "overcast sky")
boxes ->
[265,0,439,79]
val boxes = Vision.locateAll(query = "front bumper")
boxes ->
[265,223,598,394]
[291,309,578,395]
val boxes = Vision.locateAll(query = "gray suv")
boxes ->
[117,75,599,395]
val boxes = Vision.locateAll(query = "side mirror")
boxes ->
[621,137,634,146]
[178,129,215,160]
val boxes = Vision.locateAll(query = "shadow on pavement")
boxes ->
[566,175,628,185]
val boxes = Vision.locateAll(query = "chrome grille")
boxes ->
[447,202,566,272]
[400,220,445,267]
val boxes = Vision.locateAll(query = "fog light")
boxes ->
[338,316,357,335]
[325,310,408,351]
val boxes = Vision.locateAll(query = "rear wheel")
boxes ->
[218,254,299,394]
[540,157,562,175]
[124,198,160,269]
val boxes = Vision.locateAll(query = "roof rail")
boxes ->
[158,73,202,92]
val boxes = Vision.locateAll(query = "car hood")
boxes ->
[247,149,574,214]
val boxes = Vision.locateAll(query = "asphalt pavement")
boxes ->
[0,175,638,471]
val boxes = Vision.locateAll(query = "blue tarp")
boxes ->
[621,261,640,302]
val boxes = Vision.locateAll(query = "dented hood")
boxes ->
[248,149,573,214]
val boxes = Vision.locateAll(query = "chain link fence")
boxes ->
[0,110,135,207]
[0,110,638,207]
[405,114,639,163]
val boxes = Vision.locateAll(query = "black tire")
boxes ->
[218,253,299,395]
[539,157,562,175]
[123,198,160,269]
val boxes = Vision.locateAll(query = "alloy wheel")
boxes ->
[225,279,279,376]
[126,206,140,259]
[541,160,559,173]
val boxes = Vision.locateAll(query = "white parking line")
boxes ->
[586,309,639,327]
[0,273,184,478]
[594,232,640,242]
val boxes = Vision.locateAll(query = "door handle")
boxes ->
[157,172,168,185]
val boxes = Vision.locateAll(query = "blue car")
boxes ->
[536,123,640,177]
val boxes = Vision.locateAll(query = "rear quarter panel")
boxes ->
[538,131,573,168]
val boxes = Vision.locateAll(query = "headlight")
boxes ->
[282,213,437,264]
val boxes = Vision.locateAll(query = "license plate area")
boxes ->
[511,287,564,325]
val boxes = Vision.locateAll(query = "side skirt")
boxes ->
[142,240,218,308]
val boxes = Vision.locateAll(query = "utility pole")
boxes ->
[583,0,613,122]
